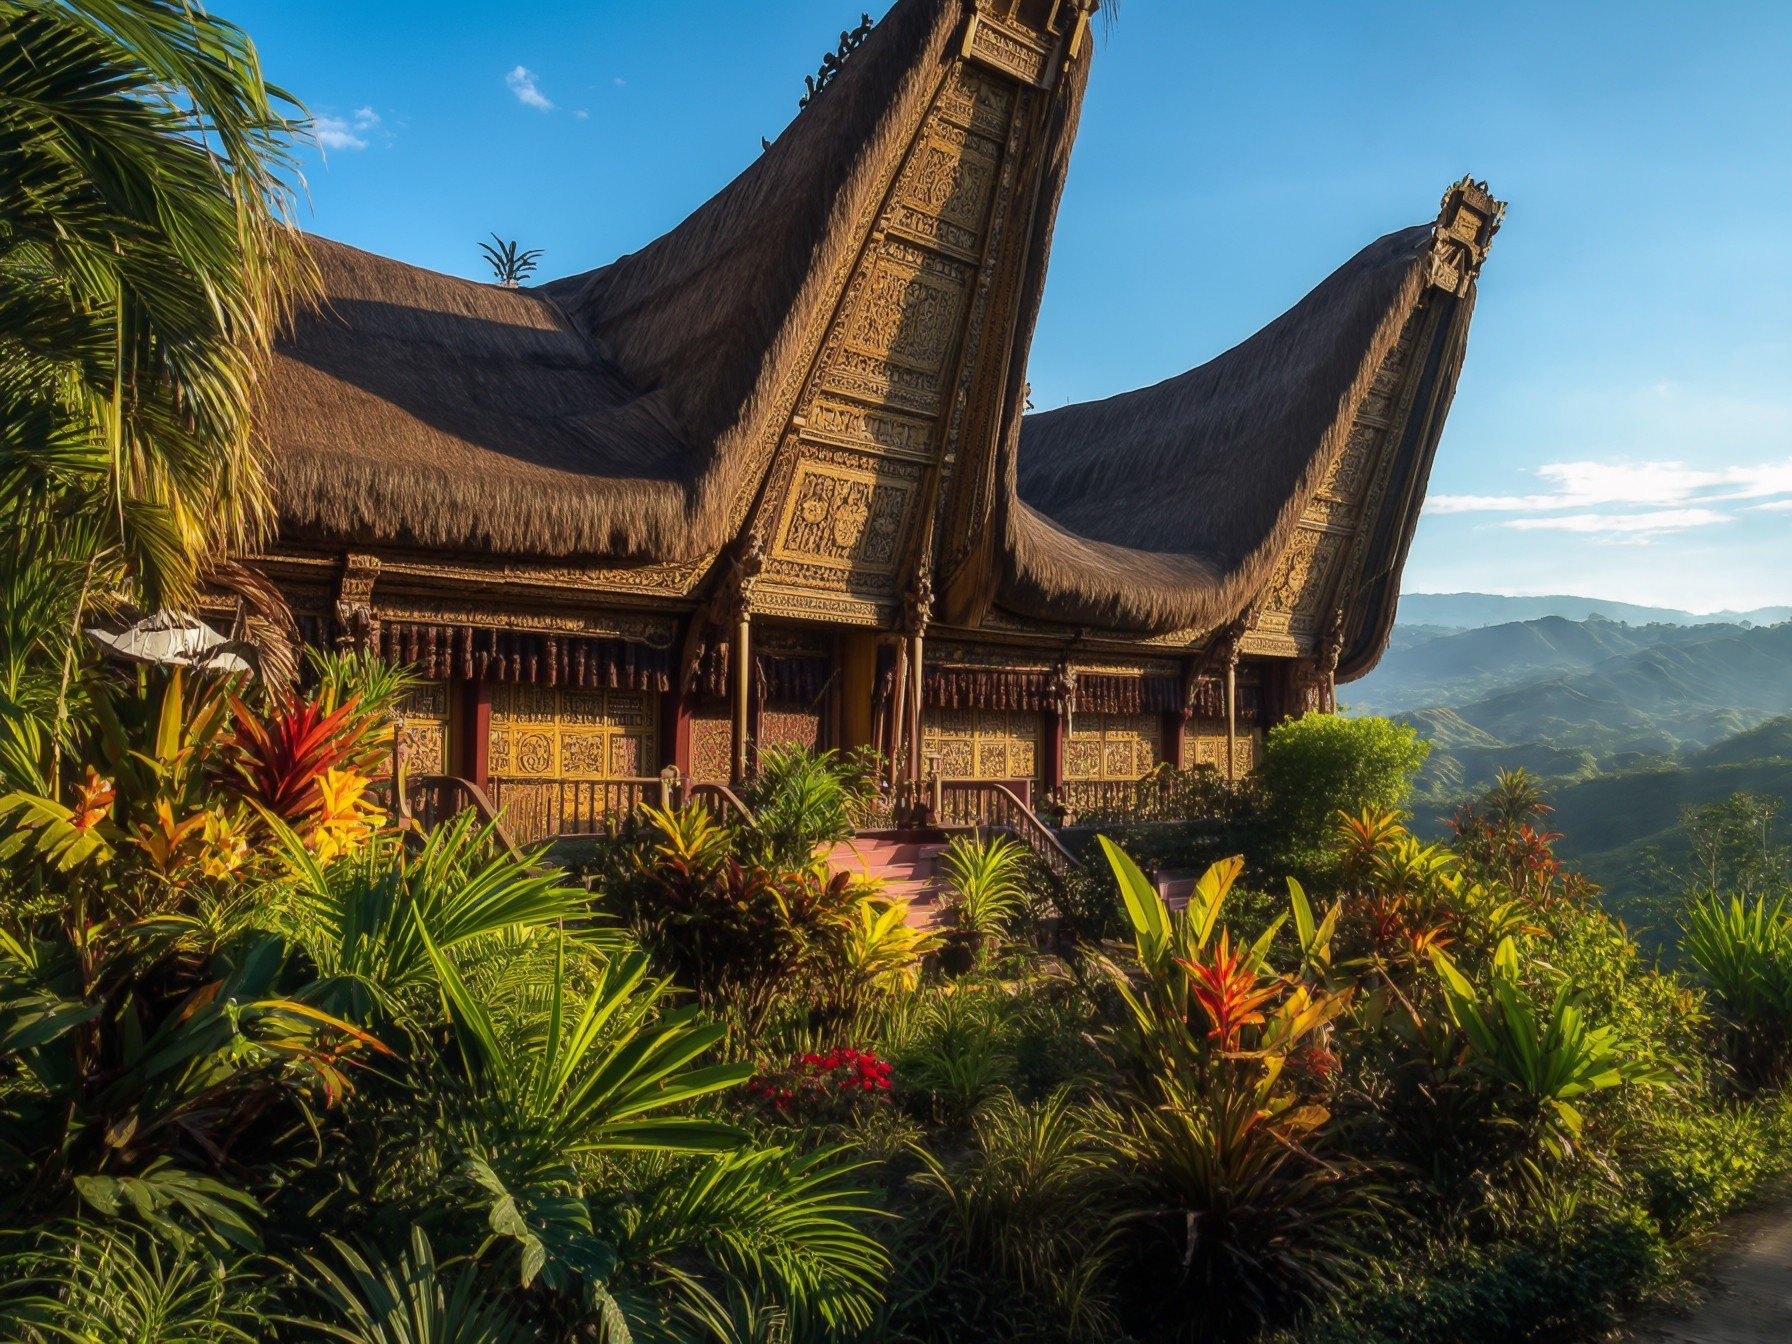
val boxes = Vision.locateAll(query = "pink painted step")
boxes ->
[823,835,951,929]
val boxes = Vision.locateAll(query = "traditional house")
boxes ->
[243,0,1502,840]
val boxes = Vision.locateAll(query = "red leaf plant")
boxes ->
[225,693,364,821]
[1179,932,1280,1051]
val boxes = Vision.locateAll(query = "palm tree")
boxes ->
[0,0,313,607]
[1,0,313,788]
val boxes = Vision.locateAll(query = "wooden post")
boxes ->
[732,613,751,785]
[465,680,493,793]
[1224,660,1238,784]
[839,631,877,753]
[1163,711,1186,770]
[665,691,693,777]
[908,630,925,786]
[887,639,908,790]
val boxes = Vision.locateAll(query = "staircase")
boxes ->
[823,832,951,930]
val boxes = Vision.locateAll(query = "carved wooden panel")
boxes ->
[775,459,913,575]
[1184,719,1261,777]
[762,705,825,756]
[690,710,732,784]
[391,681,450,777]
[923,707,1041,784]
[1065,713,1159,782]
[488,684,657,783]
[964,12,1053,86]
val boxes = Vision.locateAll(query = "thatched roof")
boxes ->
[998,221,1464,635]
[268,0,965,561]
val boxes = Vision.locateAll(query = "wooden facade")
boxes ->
[235,1,1502,839]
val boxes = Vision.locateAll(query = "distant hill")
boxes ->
[1346,615,1746,716]
[1397,592,1792,630]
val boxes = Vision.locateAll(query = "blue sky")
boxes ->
[237,0,1792,613]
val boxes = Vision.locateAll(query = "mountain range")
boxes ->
[1398,592,1792,630]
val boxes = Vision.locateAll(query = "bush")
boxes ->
[1259,714,1430,882]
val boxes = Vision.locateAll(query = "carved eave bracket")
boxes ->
[1428,177,1505,297]
[334,553,381,651]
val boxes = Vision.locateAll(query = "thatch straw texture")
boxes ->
[269,0,964,561]
[999,224,1438,634]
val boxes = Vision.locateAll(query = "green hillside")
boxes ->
[1551,737,1792,945]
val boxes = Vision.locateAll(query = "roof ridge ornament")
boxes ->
[798,12,876,110]
[1428,176,1506,297]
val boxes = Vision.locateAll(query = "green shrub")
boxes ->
[1259,715,1430,882]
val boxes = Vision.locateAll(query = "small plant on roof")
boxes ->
[479,233,543,287]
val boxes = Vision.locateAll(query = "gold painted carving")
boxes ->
[775,462,912,573]
[963,13,1054,87]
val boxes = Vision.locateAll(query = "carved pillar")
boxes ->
[726,534,765,786]
[904,573,933,788]
[1047,661,1077,803]
[1215,612,1254,782]
[1314,608,1345,716]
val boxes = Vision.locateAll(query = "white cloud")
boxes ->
[507,65,553,111]
[1750,499,1792,512]
[353,105,380,128]
[1431,458,1792,515]
[575,109,589,120]
[614,77,627,88]
[1500,508,1731,535]
[313,115,367,151]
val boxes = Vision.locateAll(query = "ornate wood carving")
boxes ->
[749,28,1071,627]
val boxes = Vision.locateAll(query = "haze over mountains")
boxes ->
[1349,594,1792,940]
[1398,592,1792,630]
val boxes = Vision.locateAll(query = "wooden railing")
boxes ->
[1049,766,1248,827]
[386,773,526,859]
[684,781,758,830]
[936,778,1082,877]
[486,776,675,844]
[384,770,761,848]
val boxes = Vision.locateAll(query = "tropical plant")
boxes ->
[0,1226,267,1343]
[938,833,1029,944]
[263,810,592,1026]
[478,234,543,288]
[303,1225,533,1344]
[894,989,1018,1126]
[741,745,878,871]
[1094,839,1368,1339]
[904,1089,1122,1342]
[1430,938,1671,1151]
[1682,891,1792,1084]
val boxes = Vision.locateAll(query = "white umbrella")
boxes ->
[86,611,254,676]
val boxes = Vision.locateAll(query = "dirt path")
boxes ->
[1621,1201,1792,1342]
